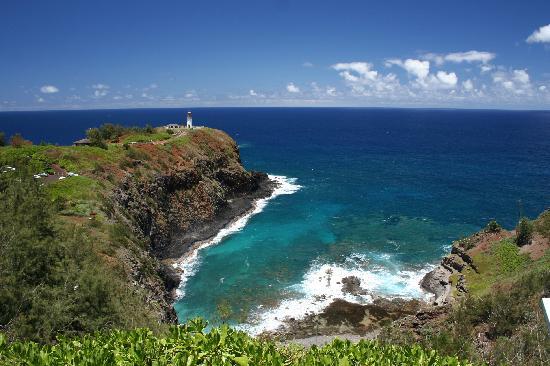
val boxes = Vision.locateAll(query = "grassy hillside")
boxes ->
[382,211,550,365]
[0,125,245,343]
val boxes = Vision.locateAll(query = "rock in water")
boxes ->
[341,276,368,296]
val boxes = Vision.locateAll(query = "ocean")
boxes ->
[2,107,549,332]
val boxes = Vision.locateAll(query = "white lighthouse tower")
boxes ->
[186,111,193,128]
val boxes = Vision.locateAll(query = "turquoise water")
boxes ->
[1,107,549,331]
[169,108,550,332]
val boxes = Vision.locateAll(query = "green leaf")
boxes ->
[233,356,249,366]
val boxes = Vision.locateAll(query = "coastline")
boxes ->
[166,174,301,300]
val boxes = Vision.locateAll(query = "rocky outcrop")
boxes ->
[420,240,476,305]
[107,129,276,323]
[341,276,368,296]
[265,298,422,340]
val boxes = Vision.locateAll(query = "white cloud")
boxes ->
[332,62,401,95]
[480,65,493,73]
[302,61,314,67]
[92,83,109,90]
[513,69,530,84]
[492,69,532,95]
[386,59,430,79]
[462,79,474,91]
[92,84,110,98]
[286,82,300,93]
[386,58,458,90]
[526,24,550,43]
[421,53,445,66]
[435,71,458,88]
[183,90,199,100]
[310,82,339,98]
[37,97,45,102]
[40,85,59,94]
[249,89,257,96]
[444,51,495,64]
[333,62,379,82]
[423,51,495,65]
[539,85,547,92]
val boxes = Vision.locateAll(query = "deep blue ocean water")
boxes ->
[2,108,549,331]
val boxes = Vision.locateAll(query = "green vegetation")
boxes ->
[484,220,501,233]
[533,210,550,239]
[122,132,171,144]
[515,217,534,246]
[0,319,470,366]
[382,262,550,365]
[0,167,166,343]
[493,238,530,273]
[464,239,533,297]
[9,133,31,148]
[86,128,108,149]
[381,212,550,365]
[0,131,5,146]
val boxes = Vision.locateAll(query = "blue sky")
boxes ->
[1,0,550,110]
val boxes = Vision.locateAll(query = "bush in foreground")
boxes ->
[0,318,470,366]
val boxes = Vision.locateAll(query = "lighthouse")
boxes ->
[186,111,193,128]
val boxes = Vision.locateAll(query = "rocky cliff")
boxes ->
[105,129,276,321]
[0,127,275,328]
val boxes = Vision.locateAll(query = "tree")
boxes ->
[485,220,501,233]
[515,217,533,246]
[98,123,125,141]
[86,128,108,149]
[10,133,31,148]
[0,131,5,146]
[0,170,120,342]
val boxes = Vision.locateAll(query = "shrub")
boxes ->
[85,128,107,149]
[166,128,174,135]
[98,123,125,141]
[0,319,471,365]
[9,133,31,148]
[145,124,154,134]
[126,147,148,161]
[485,220,501,233]
[534,210,550,239]
[0,170,162,343]
[515,217,533,246]
[0,131,5,146]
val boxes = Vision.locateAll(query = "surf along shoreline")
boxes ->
[166,173,442,342]
[166,175,302,300]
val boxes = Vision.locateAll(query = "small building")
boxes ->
[73,138,91,146]
[166,123,181,129]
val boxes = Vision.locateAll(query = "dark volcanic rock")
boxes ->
[341,276,368,296]
[321,299,367,326]
[264,298,422,340]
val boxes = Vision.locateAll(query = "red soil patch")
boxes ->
[519,233,550,260]
[467,230,513,256]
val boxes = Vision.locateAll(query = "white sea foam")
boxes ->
[173,175,301,298]
[242,258,435,335]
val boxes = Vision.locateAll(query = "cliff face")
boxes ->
[105,129,275,321]
[112,132,273,259]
